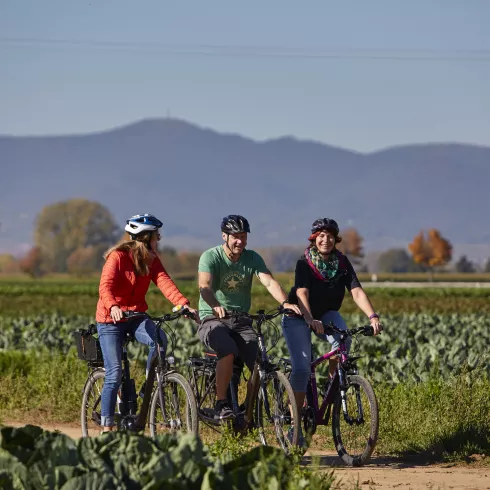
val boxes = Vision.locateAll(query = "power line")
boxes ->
[1,37,490,61]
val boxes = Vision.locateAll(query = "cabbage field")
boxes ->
[0,311,489,384]
[1,278,489,382]
[0,278,489,461]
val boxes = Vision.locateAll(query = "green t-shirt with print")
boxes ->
[198,245,270,318]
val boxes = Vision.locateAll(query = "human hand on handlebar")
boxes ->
[370,316,382,335]
[110,305,124,323]
[185,307,200,323]
[213,305,227,319]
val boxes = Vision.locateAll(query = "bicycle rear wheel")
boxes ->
[149,372,198,436]
[332,374,379,466]
[81,369,105,437]
[256,370,300,453]
[189,365,222,434]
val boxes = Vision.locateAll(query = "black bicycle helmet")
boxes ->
[311,218,339,236]
[221,215,251,234]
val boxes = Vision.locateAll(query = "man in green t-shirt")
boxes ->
[198,214,301,420]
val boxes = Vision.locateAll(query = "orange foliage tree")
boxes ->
[408,229,452,280]
[19,247,43,277]
[337,228,364,264]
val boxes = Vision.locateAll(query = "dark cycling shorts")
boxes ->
[197,316,258,371]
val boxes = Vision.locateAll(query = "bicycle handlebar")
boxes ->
[225,305,295,321]
[123,306,196,323]
[323,322,374,337]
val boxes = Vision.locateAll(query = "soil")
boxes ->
[305,449,490,490]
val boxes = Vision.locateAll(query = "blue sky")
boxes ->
[2,0,490,152]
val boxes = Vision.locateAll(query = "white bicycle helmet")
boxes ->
[125,214,163,237]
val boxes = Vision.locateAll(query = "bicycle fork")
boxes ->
[257,333,276,423]
[338,369,364,426]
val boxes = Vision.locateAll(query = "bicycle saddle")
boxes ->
[204,349,218,359]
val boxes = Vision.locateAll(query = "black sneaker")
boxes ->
[214,400,235,420]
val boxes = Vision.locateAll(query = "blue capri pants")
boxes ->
[281,310,352,392]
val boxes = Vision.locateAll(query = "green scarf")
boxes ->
[305,246,339,282]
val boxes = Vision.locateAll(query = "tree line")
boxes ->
[0,199,489,277]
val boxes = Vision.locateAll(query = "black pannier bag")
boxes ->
[73,324,104,366]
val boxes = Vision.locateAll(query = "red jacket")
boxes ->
[96,250,189,323]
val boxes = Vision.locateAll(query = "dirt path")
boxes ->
[5,423,489,489]
[305,450,489,489]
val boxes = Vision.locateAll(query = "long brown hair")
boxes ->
[104,231,156,276]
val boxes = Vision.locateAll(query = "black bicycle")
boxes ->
[74,307,198,437]
[188,306,300,453]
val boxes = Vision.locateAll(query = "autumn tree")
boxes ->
[34,199,120,273]
[336,228,364,264]
[18,247,43,277]
[0,254,20,274]
[408,229,452,280]
[66,245,105,276]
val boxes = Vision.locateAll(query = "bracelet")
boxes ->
[281,300,288,307]
[369,313,379,320]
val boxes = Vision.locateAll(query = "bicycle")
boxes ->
[279,322,379,466]
[74,306,198,438]
[187,306,300,453]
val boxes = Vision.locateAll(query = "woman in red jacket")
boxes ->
[96,213,196,432]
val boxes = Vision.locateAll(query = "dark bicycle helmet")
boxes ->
[125,214,163,237]
[221,215,251,234]
[311,218,339,236]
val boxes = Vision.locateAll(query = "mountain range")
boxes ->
[1,118,490,264]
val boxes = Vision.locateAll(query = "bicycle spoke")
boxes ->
[81,370,106,437]
[149,373,197,436]
[256,371,299,453]
[332,375,379,466]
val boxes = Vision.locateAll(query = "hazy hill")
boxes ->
[1,118,489,263]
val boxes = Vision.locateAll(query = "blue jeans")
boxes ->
[97,318,167,427]
[281,310,351,393]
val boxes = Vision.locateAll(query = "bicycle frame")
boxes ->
[190,309,282,427]
[243,311,277,425]
[306,339,349,426]
[116,314,178,431]
[134,319,176,429]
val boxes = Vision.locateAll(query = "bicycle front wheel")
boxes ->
[149,372,198,436]
[332,374,379,466]
[81,368,105,438]
[256,370,300,453]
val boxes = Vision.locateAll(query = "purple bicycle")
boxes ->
[280,322,379,466]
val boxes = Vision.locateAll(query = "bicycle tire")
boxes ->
[81,368,105,438]
[256,370,300,453]
[149,372,199,436]
[332,374,379,466]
